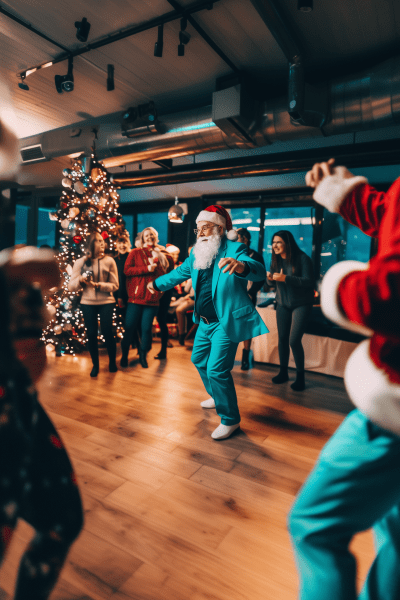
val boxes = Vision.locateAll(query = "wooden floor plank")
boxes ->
[0,344,374,600]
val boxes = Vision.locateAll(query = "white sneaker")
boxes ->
[211,423,240,440]
[200,397,216,408]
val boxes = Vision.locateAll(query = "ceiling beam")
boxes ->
[166,0,240,73]
[110,139,400,188]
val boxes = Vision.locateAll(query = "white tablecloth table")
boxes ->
[236,306,357,378]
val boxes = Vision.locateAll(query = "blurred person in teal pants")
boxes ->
[288,158,400,600]
[148,205,268,440]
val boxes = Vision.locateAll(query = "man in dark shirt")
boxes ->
[236,228,266,370]
[149,205,268,440]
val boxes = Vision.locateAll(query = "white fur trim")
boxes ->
[321,260,374,337]
[227,229,238,241]
[345,340,400,435]
[313,168,368,213]
[196,210,226,229]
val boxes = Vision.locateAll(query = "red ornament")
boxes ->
[73,235,82,244]
[101,231,109,240]
[110,217,117,223]
[61,202,68,209]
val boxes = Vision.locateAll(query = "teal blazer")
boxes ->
[154,237,269,343]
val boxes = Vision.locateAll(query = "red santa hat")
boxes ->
[196,205,238,241]
[166,243,180,253]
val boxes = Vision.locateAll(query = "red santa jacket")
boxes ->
[124,247,173,306]
[314,170,400,434]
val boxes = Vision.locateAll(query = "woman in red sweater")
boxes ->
[121,227,171,368]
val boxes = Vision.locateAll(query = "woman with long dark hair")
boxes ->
[68,231,119,377]
[266,230,314,390]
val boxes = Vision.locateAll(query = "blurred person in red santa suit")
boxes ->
[0,81,83,600]
[289,158,400,600]
[121,227,172,368]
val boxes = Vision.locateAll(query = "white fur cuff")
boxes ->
[345,340,400,435]
[313,169,368,213]
[321,260,373,337]
[196,211,226,228]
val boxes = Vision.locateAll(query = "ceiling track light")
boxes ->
[178,17,191,56]
[154,24,164,57]
[55,56,74,94]
[75,17,91,42]
[297,0,313,11]
[107,64,114,91]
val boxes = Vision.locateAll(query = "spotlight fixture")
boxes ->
[178,17,191,56]
[121,101,165,137]
[107,64,114,91]
[75,17,91,42]
[154,24,164,57]
[18,73,29,91]
[297,0,313,11]
[168,197,187,223]
[55,57,74,94]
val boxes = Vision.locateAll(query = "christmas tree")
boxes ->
[42,152,125,355]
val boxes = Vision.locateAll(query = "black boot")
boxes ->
[178,333,186,346]
[241,349,250,370]
[139,349,148,368]
[154,349,167,360]
[90,363,99,378]
[120,354,128,368]
[291,371,305,391]
[272,370,289,384]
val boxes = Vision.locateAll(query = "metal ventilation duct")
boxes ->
[19,55,400,168]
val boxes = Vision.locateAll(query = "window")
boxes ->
[137,212,168,246]
[122,214,134,241]
[15,205,30,245]
[37,208,56,248]
[262,206,314,268]
[229,207,261,248]
[320,211,371,280]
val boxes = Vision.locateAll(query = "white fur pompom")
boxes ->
[227,229,238,241]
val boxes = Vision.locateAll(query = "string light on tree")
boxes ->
[42,152,125,355]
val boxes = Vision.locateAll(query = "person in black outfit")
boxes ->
[114,233,141,352]
[236,228,266,370]
[265,230,314,391]
[154,246,175,360]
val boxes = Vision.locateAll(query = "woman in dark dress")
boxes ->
[265,230,315,391]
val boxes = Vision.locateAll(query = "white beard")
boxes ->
[193,233,222,270]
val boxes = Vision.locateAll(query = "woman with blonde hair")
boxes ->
[121,227,172,368]
[68,231,119,377]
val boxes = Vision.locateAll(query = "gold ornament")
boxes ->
[91,168,103,183]
[68,207,80,218]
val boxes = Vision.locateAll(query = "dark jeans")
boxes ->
[276,303,312,372]
[80,303,116,367]
[157,290,173,352]
[121,303,158,357]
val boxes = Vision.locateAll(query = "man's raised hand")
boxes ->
[218,257,245,275]
[305,158,336,188]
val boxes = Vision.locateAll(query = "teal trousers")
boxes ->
[191,321,240,425]
[288,409,400,600]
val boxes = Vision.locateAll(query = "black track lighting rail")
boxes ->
[166,0,239,73]
[15,0,221,81]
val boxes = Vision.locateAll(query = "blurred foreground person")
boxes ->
[289,158,400,600]
[0,87,83,599]
[0,248,83,600]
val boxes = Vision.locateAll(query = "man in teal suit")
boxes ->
[148,205,268,440]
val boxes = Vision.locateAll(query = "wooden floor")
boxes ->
[0,340,374,600]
